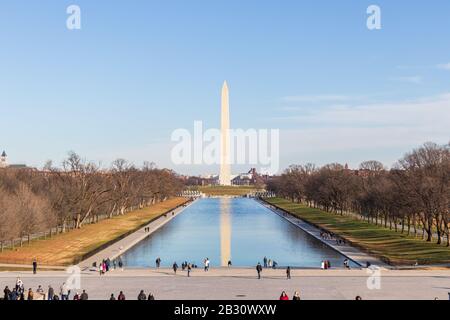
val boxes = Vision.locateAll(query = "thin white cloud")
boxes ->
[437,63,450,70]
[390,76,422,84]
[282,95,355,103]
[275,93,450,126]
[281,104,351,112]
[274,93,450,169]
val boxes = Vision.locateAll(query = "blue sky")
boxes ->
[0,0,449,174]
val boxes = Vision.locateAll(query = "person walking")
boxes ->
[118,291,126,300]
[9,288,18,301]
[205,258,210,271]
[344,259,350,269]
[27,288,34,300]
[187,263,192,277]
[32,259,37,274]
[137,290,147,300]
[256,262,262,279]
[279,291,289,300]
[3,286,11,300]
[118,257,124,271]
[47,285,54,300]
[60,283,69,300]
[263,256,268,268]
[80,290,88,300]
[35,285,44,299]
[173,262,178,274]
[36,285,44,294]
[286,266,291,279]
[15,277,23,292]
[155,257,161,268]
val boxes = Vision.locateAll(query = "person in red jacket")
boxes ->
[118,291,126,300]
[279,291,289,300]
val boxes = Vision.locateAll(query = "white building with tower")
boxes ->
[0,150,27,169]
[0,150,8,168]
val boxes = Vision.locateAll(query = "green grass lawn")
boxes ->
[194,185,263,196]
[265,198,450,266]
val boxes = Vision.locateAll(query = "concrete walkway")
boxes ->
[78,199,196,270]
[257,200,389,269]
[0,263,66,270]
[1,268,449,300]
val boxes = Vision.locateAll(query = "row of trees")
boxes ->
[0,152,184,251]
[267,142,450,246]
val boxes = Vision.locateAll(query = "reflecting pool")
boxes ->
[122,198,357,268]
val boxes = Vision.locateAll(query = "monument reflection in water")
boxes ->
[220,198,232,266]
[122,198,357,268]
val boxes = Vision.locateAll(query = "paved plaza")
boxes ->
[1,268,449,300]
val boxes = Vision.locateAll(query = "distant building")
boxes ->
[0,150,27,169]
[231,172,253,186]
[186,174,219,186]
[0,151,7,168]
[185,168,272,187]
[231,168,267,186]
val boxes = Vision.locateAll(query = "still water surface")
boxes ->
[122,198,356,268]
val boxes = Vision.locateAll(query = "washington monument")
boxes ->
[220,81,231,186]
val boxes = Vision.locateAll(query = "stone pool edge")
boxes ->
[77,198,198,270]
[256,198,389,269]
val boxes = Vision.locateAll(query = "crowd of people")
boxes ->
[256,262,293,280]
[0,255,387,301]
[150,255,353,280]
[279,291,301,300]
[152,257,205,277]
[2,277,157,301]
[2,278,91,301]
[262,256,278,269]
[321,260,332,269]
[278,291,392,301]
[97,257,124,275]
[319,231,346,246]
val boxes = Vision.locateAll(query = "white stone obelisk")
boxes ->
[220,81,231,186]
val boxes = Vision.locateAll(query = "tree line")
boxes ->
[0,152,184,251]
[267,142,450,246]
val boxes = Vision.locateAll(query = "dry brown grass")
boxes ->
[0,197,187,266]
